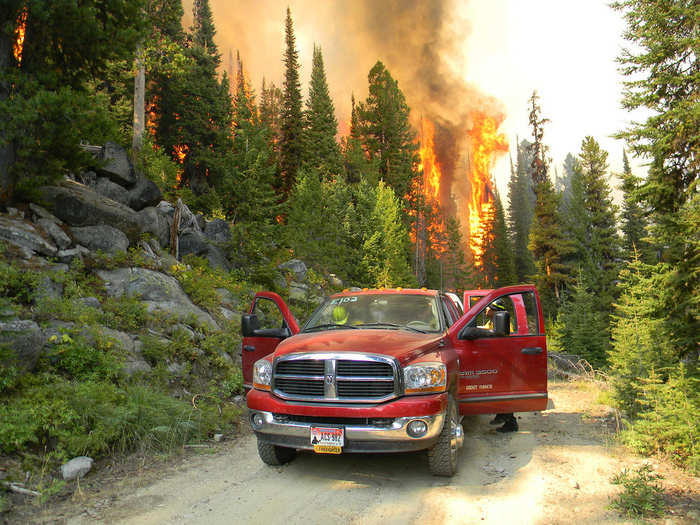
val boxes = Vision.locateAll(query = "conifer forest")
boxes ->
[0,0,697,501]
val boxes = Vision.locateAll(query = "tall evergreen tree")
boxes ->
[355,61,419,203]
[619,150,653,262]
[570,137,621,311]
[302,44,342,179]
[153,0,232,199]
[279,7,303,196]
[493,190,517,286]
[507,140,536,282]
[526,92,571,315]
[613,0,699,356]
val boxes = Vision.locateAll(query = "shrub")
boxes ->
[0,261,39,304]
[621,365,700,473]
[609,464,665,519]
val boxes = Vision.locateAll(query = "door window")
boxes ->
[253,297,287,331]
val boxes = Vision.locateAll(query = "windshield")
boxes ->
[304,293,442,333]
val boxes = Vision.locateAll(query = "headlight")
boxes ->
[253,359,272,390]
[403,362,446,394]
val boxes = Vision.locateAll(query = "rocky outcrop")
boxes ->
[97,141,135,187]
[69,224,129,254]
[38,179,142,242]
[97,267,218,330]
[0,320,44,372]
[0,216,58,259]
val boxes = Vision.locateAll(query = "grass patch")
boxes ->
[609,464,666,519]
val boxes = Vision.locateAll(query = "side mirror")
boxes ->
[241,314,260,337]
[493,311,510,337]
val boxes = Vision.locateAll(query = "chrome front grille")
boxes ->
[272,353,399,403]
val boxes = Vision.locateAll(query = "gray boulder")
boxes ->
[288,282,309,302]
[97,142,135,187]
[57,245,90,264]
[29,203,62,224]
[97,267,218,330]
[179,229,208,257]
[206,245,231,271]
[37,219,71,250]
[0,216,58,259]
[0,320,43,372]
[278,259,308,282]
[93,176,130,206]
[70,224,129,254]
[127,176,162,211]
[136,206,171,249]
[38,179,142,241]
[60,456,94,481]
[204,219,231,244]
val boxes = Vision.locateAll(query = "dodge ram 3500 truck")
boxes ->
[241,285,547,476]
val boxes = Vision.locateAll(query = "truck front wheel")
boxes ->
[428,394,461,476]
[257,439,296,466]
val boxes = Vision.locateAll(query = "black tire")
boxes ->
[428,394,460,476]
[257,439,296,466]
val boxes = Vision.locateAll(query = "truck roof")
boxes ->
[331,288,438,298]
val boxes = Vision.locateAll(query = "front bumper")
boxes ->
[250,410,445,453]
[247,390,449,453]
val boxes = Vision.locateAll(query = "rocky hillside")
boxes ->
[0,143,335,506]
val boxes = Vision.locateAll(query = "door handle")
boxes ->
[243,345,256,352]
[521,347,543,355]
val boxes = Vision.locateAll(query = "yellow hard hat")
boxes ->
[332,305,348,325]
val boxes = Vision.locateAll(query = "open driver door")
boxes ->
[241,292,300,391]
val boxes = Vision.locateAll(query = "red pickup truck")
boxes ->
[241,285,547,476]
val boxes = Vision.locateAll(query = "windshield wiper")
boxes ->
[359,322,426,333]
[304,323,358,332]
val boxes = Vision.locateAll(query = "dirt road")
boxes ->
[21,381,700,525]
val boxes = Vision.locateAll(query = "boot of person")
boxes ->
[489,413,506,425]
[497,414,518,433]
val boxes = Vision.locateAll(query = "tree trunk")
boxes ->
[132,44,145,155]
[0,30,15,210]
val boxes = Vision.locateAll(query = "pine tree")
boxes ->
[493,190,517,286]
[507,140,536,282]
[153,0,233,200]
[613,0,699,355]
[619,150,653,262]
[526,92,571,315]
[361,181,417,288]
[279,7,303,196]
[302,44,342,179]
[567,137,621,312]
[355,61,419,203]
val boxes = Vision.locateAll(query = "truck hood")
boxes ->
[274,328,445,366]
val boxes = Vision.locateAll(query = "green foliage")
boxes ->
[101,295,150,332]
[355,61,419,204]
[609,464,666,519]
[279,7,304,195]
[609,258,679,416]
[302,44,343,179]
[361,181,417,288]
[134,134,180,196]
[621,366,700,473]
[552,273,611,368]
[0,260,38,304]
[507,140,536,282]
[619,150,653,262]
[43,332,121,382]
[0,377,237,459]
[563,137,621,312]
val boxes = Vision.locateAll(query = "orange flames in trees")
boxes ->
[416,119,448,254]
[13,7,28,66]
[467,112,508,265]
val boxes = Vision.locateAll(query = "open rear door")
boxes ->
[241,292,300,391]
[448,285,548,415]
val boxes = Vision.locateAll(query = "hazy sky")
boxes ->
[190,0,647,199]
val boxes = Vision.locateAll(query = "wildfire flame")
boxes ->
[13,7,28,66]
[467,112,508,265]
[416,119,448,254]
[173,144,188,164]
